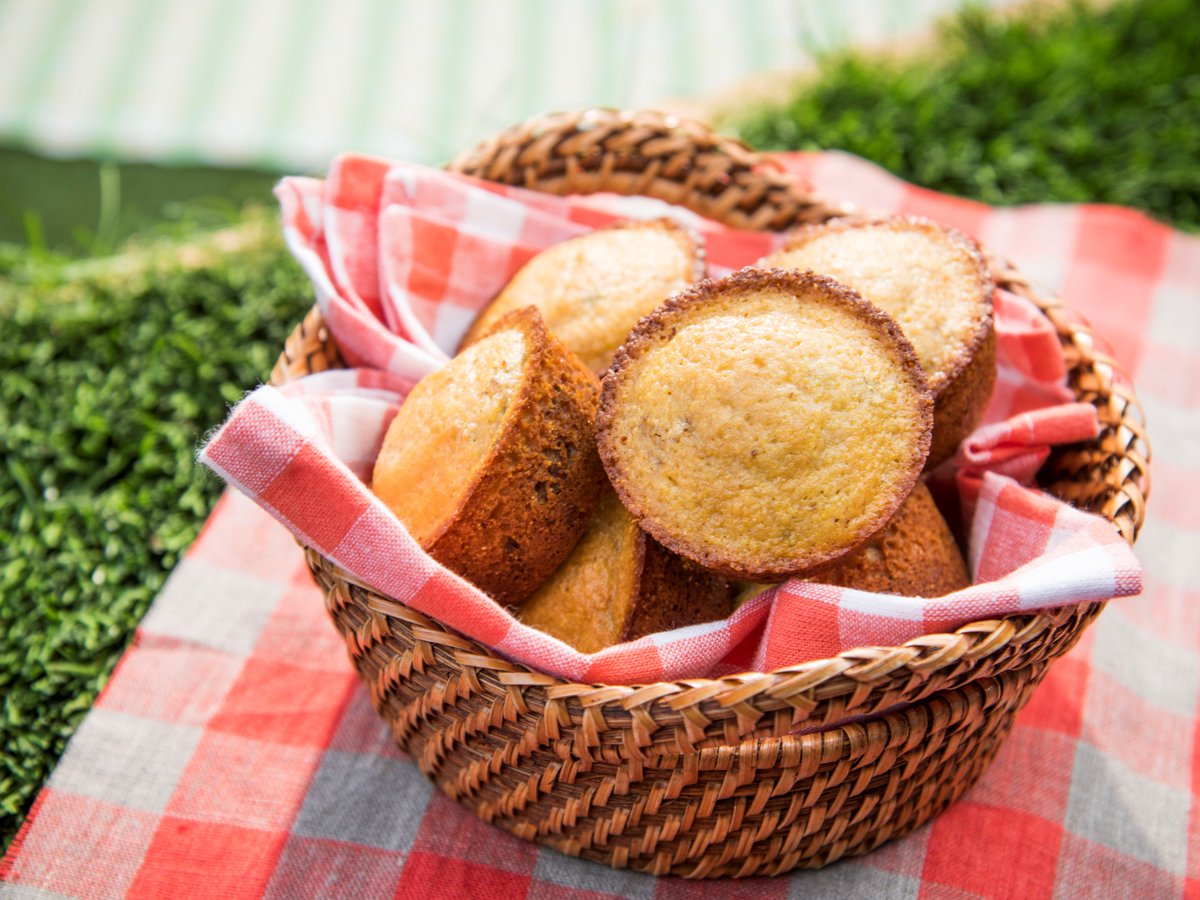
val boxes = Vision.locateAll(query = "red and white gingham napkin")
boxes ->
[199,154,1141,684]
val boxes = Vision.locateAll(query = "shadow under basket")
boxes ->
[269,110,1150,878]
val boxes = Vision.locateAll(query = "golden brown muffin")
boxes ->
[808,481,969,595]
[764,216,994,468]
[459,218,704,375]
[519,487,734,652]
[372,307,604,606]
[596,268,934,582]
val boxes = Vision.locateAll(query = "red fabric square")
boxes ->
[1054,831,1185,899]
[128,818,286,899]
[1016,654,1090,738]
[166,731,320,831]
[0,790,158,897]
[721,615,767,672]
[267,835,404,898]
[395,851,531,900]
[330,155,389,211]
[966,724,1075,823]
[757,589,841,670]
[407,792,538,875]
[96,635,246,727]
[922,802,1063,898]
[404,217,459,302]
[258,443,373,551]
[250,566,354,673]
[1062,206,1170,373]
[202,410,302,495]
[706,227,777,271]
[898,185,991,241]
[209,656,357,748]
[585,640,662,683]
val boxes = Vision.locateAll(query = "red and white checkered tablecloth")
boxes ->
[3,152,1197,899]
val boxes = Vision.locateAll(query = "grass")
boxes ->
[0,222,311,848]
[724,0,1200,230]
[2,0,1199,854]
[0,147,283,254]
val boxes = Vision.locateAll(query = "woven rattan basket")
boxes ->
[269,110,1149,878]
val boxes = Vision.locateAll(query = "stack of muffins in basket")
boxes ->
[371,215,994,653]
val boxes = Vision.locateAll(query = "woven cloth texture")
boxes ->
[196,153,1138,684]
[4,151,1196,899]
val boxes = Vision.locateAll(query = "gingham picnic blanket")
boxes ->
[6,152,1196,899]
[195,153,1139,684]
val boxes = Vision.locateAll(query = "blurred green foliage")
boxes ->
[0,225,310,848]
[725,0,1200,230]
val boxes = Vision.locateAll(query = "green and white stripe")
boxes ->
[0,0,1004,171]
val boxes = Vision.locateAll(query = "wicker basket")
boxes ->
[269,110,1149,878]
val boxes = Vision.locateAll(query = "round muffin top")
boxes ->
[459,218,703,375]
[596,268,933,580]
[373,322,528,545]
[765,217,992,394]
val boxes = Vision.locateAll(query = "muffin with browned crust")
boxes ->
[459,218,704,375]
[810,481,969,595]
[597,268,934,582]
[372,307,604,606]
[519,487,734,652]
[764,216,994,468]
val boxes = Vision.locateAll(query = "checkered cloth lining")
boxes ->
[3,151,1196,900]
[195,153,1139,684]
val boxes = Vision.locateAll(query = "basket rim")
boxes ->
[268,107,1150,704]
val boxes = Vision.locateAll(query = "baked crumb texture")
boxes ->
[372,306,604,606]
[808,480,969,595]
[765,216,994,467]
[459,218,705,375]
[597,268,933,581]
[519,487,734,653]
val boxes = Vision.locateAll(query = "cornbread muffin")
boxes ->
[809,481,969,595]
[519,487,734,653]
[459,218,704,375]
[764,217,994,467]
[596,268,934,581]
[372,307,604,605]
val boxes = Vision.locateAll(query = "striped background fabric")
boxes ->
[0,0,1007,170]
[2,151,1197,898]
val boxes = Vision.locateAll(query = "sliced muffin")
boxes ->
[764,216,994,467]
[809,481,969,596]
[519,487,734,653]
[596,268,934,582]
[372,307,604,606]
[459,218,704,375]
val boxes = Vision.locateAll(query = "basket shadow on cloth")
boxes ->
[269,110,1149,878]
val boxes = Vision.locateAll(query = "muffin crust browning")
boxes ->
[765,216,994,467]
[373,307,604,605]
[597,268,933,581]
[459,218,704,375]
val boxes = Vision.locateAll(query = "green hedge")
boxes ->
[0,226,310,846]
[725,0,1199,230]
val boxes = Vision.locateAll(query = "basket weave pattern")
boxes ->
[270,110,1149,878]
